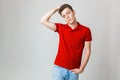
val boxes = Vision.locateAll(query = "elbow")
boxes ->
[40,18,44,24]
[40,18,48,25]
[86,48,91,55]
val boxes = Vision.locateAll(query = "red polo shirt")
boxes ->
[54,22,92,70]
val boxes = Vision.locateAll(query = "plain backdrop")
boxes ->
[0,0,120,80]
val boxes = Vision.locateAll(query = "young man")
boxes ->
[40,4,92,80]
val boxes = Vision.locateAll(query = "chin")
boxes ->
[66,19,75,24]
[68,21,74,24]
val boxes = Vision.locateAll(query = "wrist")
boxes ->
[54,6,60,12]
[79,67,84,73]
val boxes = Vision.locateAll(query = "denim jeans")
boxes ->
[52,65,79,80]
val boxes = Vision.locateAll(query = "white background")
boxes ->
[0,0,120,80]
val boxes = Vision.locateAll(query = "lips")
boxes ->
[67,19,71,22]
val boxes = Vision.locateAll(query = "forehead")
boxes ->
[61,8,73,15]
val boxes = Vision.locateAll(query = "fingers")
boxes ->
[70,69,83,74]
[70,69,75,72]
[56,5,60,9]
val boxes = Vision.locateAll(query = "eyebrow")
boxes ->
[62,10,70,17]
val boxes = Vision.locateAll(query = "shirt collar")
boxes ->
[66,22,82,31]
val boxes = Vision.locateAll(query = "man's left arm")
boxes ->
[70,41,91,74]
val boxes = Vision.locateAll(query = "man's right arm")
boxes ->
[40,6,60,31]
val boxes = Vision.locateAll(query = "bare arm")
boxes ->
[40,6,60,31]
[79,41,91,72]
[70,41,91,74]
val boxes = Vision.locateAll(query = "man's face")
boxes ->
[61,8,76,24]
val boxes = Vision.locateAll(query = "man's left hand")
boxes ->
[70,68,84,74]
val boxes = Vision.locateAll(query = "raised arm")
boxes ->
[40,6,60,31]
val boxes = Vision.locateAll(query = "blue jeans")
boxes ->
[52,65,79,80]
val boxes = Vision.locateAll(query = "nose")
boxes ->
[66,15,69,19]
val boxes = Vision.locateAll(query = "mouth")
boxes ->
[67,19,71,22]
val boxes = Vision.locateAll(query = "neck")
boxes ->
[68,21,78,29]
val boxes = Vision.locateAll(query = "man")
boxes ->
[40,4,92,80]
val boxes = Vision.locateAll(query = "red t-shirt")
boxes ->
[54,22,92,70]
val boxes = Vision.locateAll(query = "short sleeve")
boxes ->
[85,28,92,41]
[54,23,63,33]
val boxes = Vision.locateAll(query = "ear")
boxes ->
[73,10,75,15]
